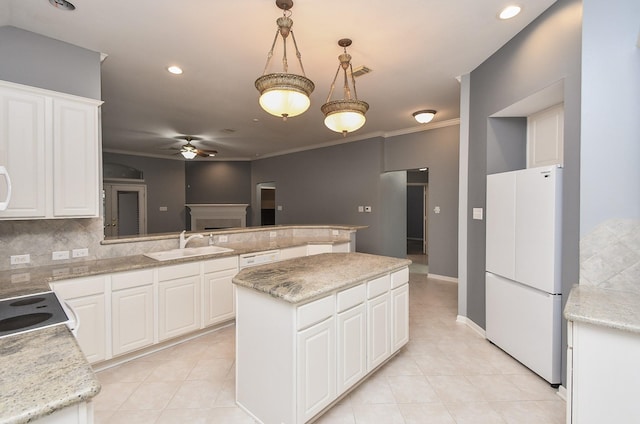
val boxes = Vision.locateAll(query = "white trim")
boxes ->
[456,315,486,338]
[556,385,567,401]
[104,119,461,161]
[428,274,458,283]
[457,73,470,319]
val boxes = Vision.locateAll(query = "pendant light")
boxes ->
[321,38,369,136]
[255,0,314,120]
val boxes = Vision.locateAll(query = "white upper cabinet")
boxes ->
[0,80,102,219]
[0,85,47,217]
[527,104,564,168]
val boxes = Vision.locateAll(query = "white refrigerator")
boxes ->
[485,165,562,385]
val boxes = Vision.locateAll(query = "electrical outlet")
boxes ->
[72,248,89,258]
[10,254,30,265]
[52,250,70,260]
[269,231,277,238]
[219,235,228,243]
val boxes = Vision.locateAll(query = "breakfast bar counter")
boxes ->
[233,252,411,424]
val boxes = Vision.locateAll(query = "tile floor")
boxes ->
[93,272,566,423]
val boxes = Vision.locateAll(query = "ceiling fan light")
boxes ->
[412,110,437,124]
[181,149,197,159]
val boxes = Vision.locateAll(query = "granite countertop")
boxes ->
[564,285,640,334]
[0,325,101,424]
[0,236,352,300]
[233,252,411,304]
[0,233,355,423]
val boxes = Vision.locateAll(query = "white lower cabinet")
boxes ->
[32,401,94,424]
[336,303,366,395]
[202,256,238,327]
[567,320,640,424]
[297,316,336,423]
[51,276,107,364]
[111,269,154,356]
[158,262,201,341]
[236,266,410,424]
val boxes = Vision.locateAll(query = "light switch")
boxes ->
[159,206,168,212]
[473,208,483,220]
[434,206,441,214]
[358,206,364,213]
[277,205,283,211]
[364,206,372,213]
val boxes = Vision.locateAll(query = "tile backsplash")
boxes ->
[0,218,352,271]
[580,218,640,293]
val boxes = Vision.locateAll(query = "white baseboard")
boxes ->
[456,315,486,337]
[556,385,567,400]
[428,273,458,283]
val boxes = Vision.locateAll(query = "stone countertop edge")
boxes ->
[564,285,640,334]
[0,325,101,424]
[0,236,353,300]
[233,252,412,304]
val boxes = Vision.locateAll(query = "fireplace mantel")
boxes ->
[186,204,249,231]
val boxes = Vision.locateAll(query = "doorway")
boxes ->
[256,182,276,226]
[407,169,429,274]
[104,183,147,237]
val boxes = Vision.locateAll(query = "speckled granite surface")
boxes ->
[0,325,100,424]
[0,234,353,423]
[564,285,640,334]
[233,252,411,304]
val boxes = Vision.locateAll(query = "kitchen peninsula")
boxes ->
[0,225,361,424]
[233,252,411,424]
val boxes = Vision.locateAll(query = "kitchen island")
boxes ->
[233,252,411,424]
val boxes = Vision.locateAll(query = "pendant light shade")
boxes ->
[321,39,369,136]
[255,0,314,120]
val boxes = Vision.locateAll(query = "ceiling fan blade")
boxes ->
[196,150,210,158]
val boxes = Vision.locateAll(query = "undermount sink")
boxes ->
[144,245,234,261]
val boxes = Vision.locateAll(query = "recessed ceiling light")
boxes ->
[167,66,183,75]
[499,5,522,20]
[49,0,75,10]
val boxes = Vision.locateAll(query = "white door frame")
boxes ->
[104,183,147,237]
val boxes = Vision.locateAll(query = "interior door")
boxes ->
[423,184,429,254]
[104,183,147,237]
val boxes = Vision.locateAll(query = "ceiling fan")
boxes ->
[177,136,218,159]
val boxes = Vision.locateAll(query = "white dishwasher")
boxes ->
[238,250,280,269]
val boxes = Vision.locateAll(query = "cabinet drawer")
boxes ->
[51,276,105,299]
[297,295,335,331]
[391,267,409,289]
[367,274,390,299]
[337,283,366,313]
[112,269,154,291]
[203,256,238,273]
[158,262,200,281]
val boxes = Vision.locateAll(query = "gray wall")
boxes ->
[251,138,387,255]
[385,125,460,277]
[250,125,460,275]
[103,153,186,234]
[580,0,640,236]
[0,26,101,100]
[464,0,582,386]
[185,160,252,222]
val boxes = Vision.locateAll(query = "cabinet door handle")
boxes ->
[0,166,12,211]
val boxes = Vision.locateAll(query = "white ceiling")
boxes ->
[2,0,556,160]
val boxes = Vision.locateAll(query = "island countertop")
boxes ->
[232,252,411,304]
[564,285,640,334]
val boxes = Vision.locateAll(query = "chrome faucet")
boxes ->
[179,230,203,249]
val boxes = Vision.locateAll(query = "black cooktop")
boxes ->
[0,291,69,338]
